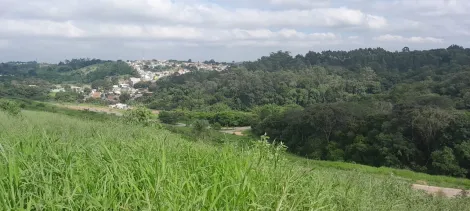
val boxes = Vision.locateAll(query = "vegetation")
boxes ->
[4,45,470,180]
[158,110,253,126]
[1,110,470,209]
[0,59,137,86]
[136,45,470,179]
[0,99,21,116]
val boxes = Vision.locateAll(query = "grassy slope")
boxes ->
[1,111,470,210]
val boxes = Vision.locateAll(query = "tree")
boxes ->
[192,119,210,139]
[123,106,154,125]
[411,107,455,157]
[119,93,131,103]
[431,147,467,177]
[84,87,92,95]
[158,111,180,124]
[134,81,151,89]
[0,99,21,116]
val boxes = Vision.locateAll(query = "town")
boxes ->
[50,59,231,109]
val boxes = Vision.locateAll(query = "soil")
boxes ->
[412,184,470,198]
[220,126,251,136]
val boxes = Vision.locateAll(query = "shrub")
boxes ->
[211,122,222,130]
[192,119,210,139]
[124,106,154,126]
[0,99,21,116]
[159,110,186,124]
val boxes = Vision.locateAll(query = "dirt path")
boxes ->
[59,104,124,116]
[220,126,251,136]
[412,184,470,197]
[55,104,160,116]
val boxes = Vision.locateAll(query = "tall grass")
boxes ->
[0,111,469,210]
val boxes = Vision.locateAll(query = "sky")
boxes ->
[1,0,469,62]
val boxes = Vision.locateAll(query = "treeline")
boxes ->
[140,45,470,178]
[159,110,253,127]
[251,101,470,178]
[0,59,137,84]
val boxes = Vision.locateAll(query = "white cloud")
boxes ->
[0,18,340,43]
[0,39,9,48]
[0,19,85,38]
[0,0,466,62]
[268,0,331,8]
[3,0,387,30]
[374,34,443,43]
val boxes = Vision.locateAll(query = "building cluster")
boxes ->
[127,60,229,81]
[46,59,229,109]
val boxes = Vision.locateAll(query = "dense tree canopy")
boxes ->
[0,59,137,85]
[4,45,470,178]
[143,45,470,178]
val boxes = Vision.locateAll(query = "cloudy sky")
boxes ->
[1,0,469,62]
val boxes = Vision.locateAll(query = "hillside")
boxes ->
[0,59,137,85]
[137,45,470,180]
[1,110,470,210]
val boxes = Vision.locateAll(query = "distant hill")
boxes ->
[0,59,137,84]
[135,45,470,180]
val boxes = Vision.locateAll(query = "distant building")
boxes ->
[70,86,83,93]
[51,88,65,93]
[92,92,102,99]
[129,77,141,86]
[109,103,129,110]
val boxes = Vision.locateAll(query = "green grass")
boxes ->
[291,158,470,190]
[1,111,470,210]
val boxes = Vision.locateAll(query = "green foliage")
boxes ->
[158,110,185,124]
[54,91,82,102]
[119,92,131,103]
[158,110,253,127]
[0,99,21,116]
[2,111,469,209]
[123,106,154,126]
[432,147,468,177]
[0,59,135,85]
[133,81,152,89]
[192,119,210,139]
[211,122,222,130]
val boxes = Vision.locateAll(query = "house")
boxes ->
[70,86,82,93]
[107,94,118,103]
[51,88,65,93]
[119,84,130,88]
[109,103,129,110]
[129,77,141,86]
[92,91,102,99]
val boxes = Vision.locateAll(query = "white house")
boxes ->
[129,77,141,86]
[109,103,129,110]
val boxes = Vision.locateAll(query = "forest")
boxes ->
[0,59,137,100]
[3,45,470,178]
[143,45,470,178]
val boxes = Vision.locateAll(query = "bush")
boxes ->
[213,111,253,127]
[192,119,210,139]
[211,122,222,130]
[124,106,154,126]
[159,110,187,124]
[0,99,21,116]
